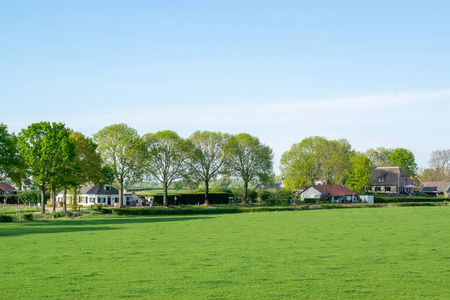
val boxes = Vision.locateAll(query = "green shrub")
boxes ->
[91,204,103,211]
[303,198,320,203]
[375,197,444,203]
[265,198,291,206]
[153,193,230,205]
[0,195,19,204]
[22,213,34,221]
[0,214,15,222]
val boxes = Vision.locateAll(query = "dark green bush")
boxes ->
[303,198,320,203]
[265,198,291,206]
[153,193,230,205]
[0,195,19,204]
[0,214,15,222]
[375,197,444,203]
[91,204,103,211]
[22,213,34,221]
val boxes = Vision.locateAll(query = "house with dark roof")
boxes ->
[300,184,358,203]
[421,182,450,197]
[57,184,143,206]
[0,183,16,195]
[369,167,413,194]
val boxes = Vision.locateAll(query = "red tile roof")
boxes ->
[312,184,357,196]
[0,183,15,191]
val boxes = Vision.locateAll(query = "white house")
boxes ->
[57,184,143,206]
[300,184,358,203]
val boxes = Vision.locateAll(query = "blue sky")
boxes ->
[1,1,450,173]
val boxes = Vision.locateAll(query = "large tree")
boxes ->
[17,122,76,214]
[93,124,144,208]
[387,148,417,176]
[280,136,352,191]
[426,149,450,181]
[345,153,373,193]
[226,133,274,204]
[364,147,393,168]
[186,131,230,206]
[0,123,24,185]
[142,130,189,207]
[60,131,103,212]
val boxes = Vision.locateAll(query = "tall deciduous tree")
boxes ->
[186,131,230,206]
[365,147,393,168]
[423,149,450,181]
[142,130,188,207]
[280,136,352,191]
[17,122,76,214]
[227,133,274,204]
[60,131,103,212]
[93,124,144,208]
[345,153,373,193]
[0,123,24,185]
[387,148,417,176]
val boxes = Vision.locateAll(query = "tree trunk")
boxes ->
[63,189,67,213]
[40,184,46,214]
[163,181,168,207]
[243,180,248,205]
[51,187,56,213]
[204,180,210,206]
[119,180,123,208]
[72,188,78,210]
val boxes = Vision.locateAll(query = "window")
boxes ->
[375,186,381,192]
[89,198,95,203]
[385,187,391,192]
[378,177,384,182]
[105,185,110,191]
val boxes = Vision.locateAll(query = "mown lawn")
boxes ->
[0,207,449,299]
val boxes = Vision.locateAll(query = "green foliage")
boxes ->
[22,213,34,221]
[280,136,352,190]
[0,123,25,184]
[387,148,417,176]
[18,190,41,204]
[186,131,230,206]
[153,192,230,205]
[232,187,257,203]
[345,152,373,193]
[374,196,444,203]
[0,195,19,204]
[90,204,103,211]
[17,122,76,213]
[263,189,293,206]
[93,124,145,207]
[142,130,189,206]
[0,214,14,222]
[365,147,393,168]
[255,189,271,202]
[226,133,274,204]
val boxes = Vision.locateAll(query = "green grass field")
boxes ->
[0,205,39,214]
[1,207,449,299]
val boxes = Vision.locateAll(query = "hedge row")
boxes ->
[0,196,20,204]
[99,202,448,216]
[374,197,445,203]
[153,193,230,205]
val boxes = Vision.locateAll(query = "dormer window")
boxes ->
[378,177,384,182]
[105,185,110,191]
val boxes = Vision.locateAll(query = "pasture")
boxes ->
[0,206,449,299]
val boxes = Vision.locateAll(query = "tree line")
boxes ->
[0,122,274,212]
[1,122,446,212]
